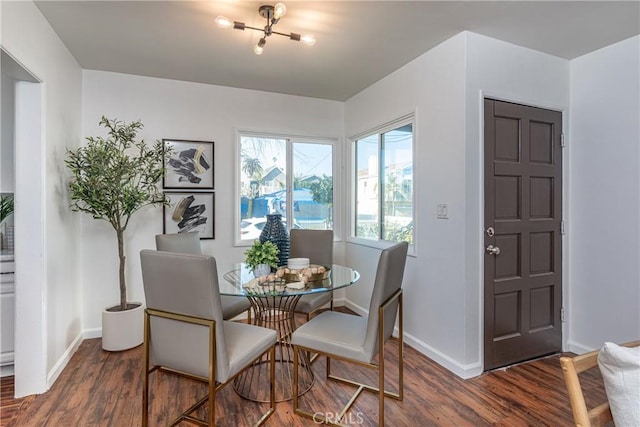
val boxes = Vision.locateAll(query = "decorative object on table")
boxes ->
[280,264,329,284]
[163,192,215,239]
[258,213,289,267]
[163,139,214,189]
[244,239,280,277]
[287,257,309,270]
[65,116,168,351]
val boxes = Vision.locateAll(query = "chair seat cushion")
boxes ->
[295,292,332,314]
[598,342,640,427]
[221,295,251,320]
[291,311,371,363]
[223,321,276,383]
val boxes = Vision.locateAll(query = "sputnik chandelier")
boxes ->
[215,3,316,55]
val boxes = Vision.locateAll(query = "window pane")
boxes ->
[239,136,286,240]
[293,143,333,229]
[355,134,379,239]
[381,125,413,243]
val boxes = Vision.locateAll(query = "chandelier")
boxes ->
[215,3,316,55]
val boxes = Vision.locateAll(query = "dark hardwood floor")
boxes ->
[1,310,607,426]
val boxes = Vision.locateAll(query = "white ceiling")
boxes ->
[34,1,639,101]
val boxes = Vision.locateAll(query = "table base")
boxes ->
[233,296,314,402]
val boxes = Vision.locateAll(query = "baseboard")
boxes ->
[47,332,84,388]
[567,340,595,355]
[403,331,483,379]
[343,299,367,317]
[83,327,102,340]
[343,299,483,379]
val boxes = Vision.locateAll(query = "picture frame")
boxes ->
[163,139,214,189]
[163,191,215,239]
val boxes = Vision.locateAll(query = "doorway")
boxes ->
[483,98,563,370]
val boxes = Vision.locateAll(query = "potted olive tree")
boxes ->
[66,116,167,351]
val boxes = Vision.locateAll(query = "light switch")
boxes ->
[437,203,448,219]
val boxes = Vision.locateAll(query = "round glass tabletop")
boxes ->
[220,263,359,297]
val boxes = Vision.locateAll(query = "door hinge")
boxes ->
[561,133,566,147]
[561,308,566,322]
[561,221,566,235]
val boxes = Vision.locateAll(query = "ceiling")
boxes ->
[34,1,639,101]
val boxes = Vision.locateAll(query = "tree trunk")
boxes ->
[116,227,127,310]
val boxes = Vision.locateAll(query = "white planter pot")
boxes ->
[101,302,144,351]
[253,264,271,277]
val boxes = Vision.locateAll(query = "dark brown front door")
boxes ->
[484,99,563,370]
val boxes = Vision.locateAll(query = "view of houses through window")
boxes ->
[355,120,413,244]
[239,134,333,241]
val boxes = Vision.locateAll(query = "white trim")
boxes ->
[14,80,47,398]
[83,327,102,340]
[346,112,416,255]
[348,112,415,142]
[344,298,482,379]
[47,333,83,388]
[404,331,483,379]
[567,340,596,356]
[344,299,368,317]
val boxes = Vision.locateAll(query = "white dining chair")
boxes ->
[140,249,277,426]
[155,232,252,321]
[292,241,409,426]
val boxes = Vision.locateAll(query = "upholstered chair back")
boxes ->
[289,229,333,267]
[140,250,232,382]
[155,232,201,255]
[363,241,409,362]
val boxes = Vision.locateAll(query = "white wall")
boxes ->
[81,70,344,332]
[1,72,15,192]
[1,1,82,395]
[345,33,470,374]
[464,33,570,367]
[345,32,571,377]
[568,36,640,352]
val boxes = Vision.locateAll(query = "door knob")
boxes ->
[486,245,501,255]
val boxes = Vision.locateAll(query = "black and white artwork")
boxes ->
[163,139,214,189]
[163,192,215,239]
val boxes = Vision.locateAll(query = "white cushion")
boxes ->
[597,342,640,427]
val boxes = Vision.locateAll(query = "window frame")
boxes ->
[234,129,340,247]
[348,114,416,253]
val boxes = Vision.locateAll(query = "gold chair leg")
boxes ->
[301,290,403,426]
[142,310,151,427]
[379,344,384,426]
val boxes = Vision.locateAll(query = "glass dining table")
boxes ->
[220,263,360,402]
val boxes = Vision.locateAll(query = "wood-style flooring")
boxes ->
[1,310,607,426]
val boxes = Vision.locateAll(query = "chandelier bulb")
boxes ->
[255,37,266,55]
[273,3,287,20]
[300,34,316,46]
[215,16,233,29]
